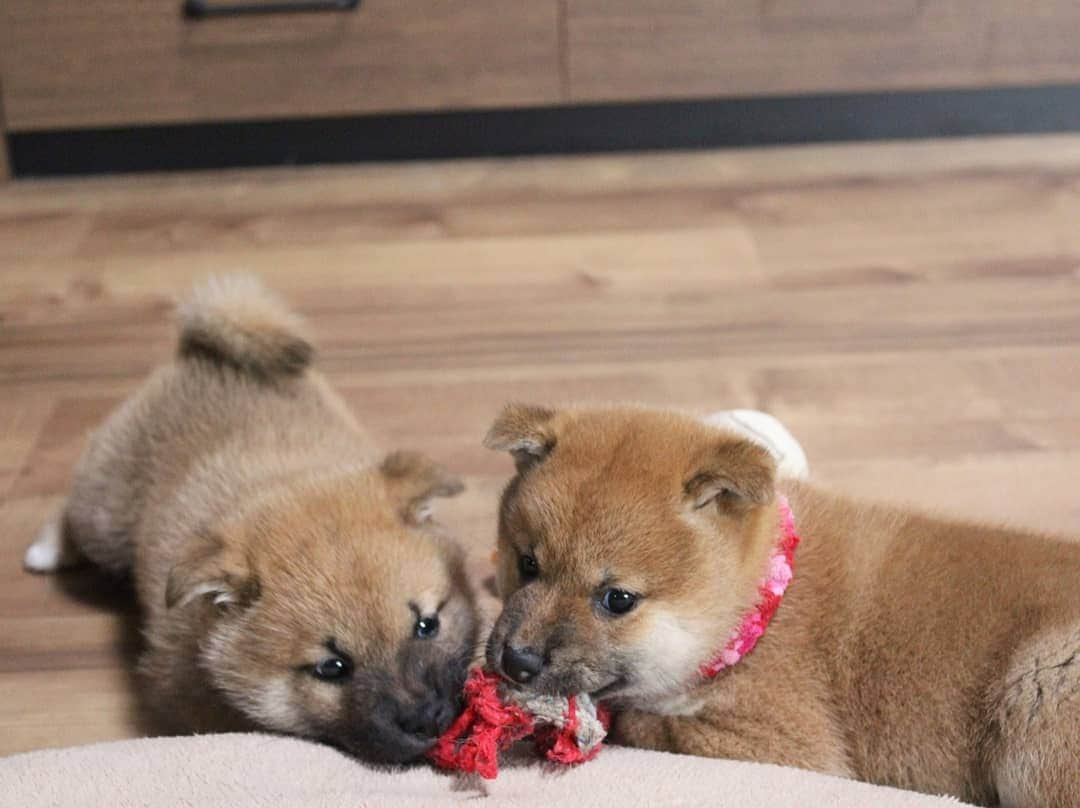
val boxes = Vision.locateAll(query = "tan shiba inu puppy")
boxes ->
[483,404,1080,807]
[24,277,478,764]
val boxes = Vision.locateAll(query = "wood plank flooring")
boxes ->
[2,135,1080,756]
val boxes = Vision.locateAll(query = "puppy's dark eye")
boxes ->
[311,656,352,682]
[518,553,539,581]
[414,615,440,639]
[599,589,638,616]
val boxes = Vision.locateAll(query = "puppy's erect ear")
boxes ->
[483,403,557,473]
[165,530,258,611]
[381,451,465,525]
[684,437,776,514]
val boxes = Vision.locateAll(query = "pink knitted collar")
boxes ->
[699,495,800,679]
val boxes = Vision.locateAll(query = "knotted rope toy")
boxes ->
[428,668,611,780]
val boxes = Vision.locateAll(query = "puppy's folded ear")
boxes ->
[165,530,258,611]
[380,451,465,525]
[684,437,776,514]
[483,403,557,472]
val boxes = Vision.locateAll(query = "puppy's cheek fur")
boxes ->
[620,609,711,703]
[448,605,484,673]
[245,676,314,735]
[199,617,314,735]
[483,607,512,670]
[199,617,247,693]
[494,549,519,601]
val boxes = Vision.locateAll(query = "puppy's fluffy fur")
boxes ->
[484,404,1080,807]
[26,277,478,764]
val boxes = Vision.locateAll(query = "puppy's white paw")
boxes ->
[705,409,809,480]
[24,519,75,573]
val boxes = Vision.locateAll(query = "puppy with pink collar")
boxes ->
[480,403,1079,807]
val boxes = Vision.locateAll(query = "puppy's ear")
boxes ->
[381,451,465,525]
[684,437,776,514]
[165,530,258,611]
[483,403,557,472]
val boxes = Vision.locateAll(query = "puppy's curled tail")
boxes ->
[177,275,313,379]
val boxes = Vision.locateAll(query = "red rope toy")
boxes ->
[428,668,611,780]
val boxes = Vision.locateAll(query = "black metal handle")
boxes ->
[183,0,358,18]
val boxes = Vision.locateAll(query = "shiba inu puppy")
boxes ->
[24,277,478,764]
[483,404,1080,807]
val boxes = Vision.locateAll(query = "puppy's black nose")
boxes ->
[398,695,457,739]
[501,644,544,683]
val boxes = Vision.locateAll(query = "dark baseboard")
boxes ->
[9,83,1080,177]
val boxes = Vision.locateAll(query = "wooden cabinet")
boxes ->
[7,1,1080,134]
[5,0,1080,177]
[0,0,561,130]
[565,0,1080,103]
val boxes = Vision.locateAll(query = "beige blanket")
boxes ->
[0,733,970,807]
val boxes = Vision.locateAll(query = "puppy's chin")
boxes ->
[496,665,690,713]
[541,667,690,706]
[335,724,438,766]
[598,675,697,708]
[335,692,463,765]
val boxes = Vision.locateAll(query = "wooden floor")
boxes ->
[3,135,1080,757]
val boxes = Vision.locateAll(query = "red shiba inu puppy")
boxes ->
[483,403,1080,807]
[25,277,478,764]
